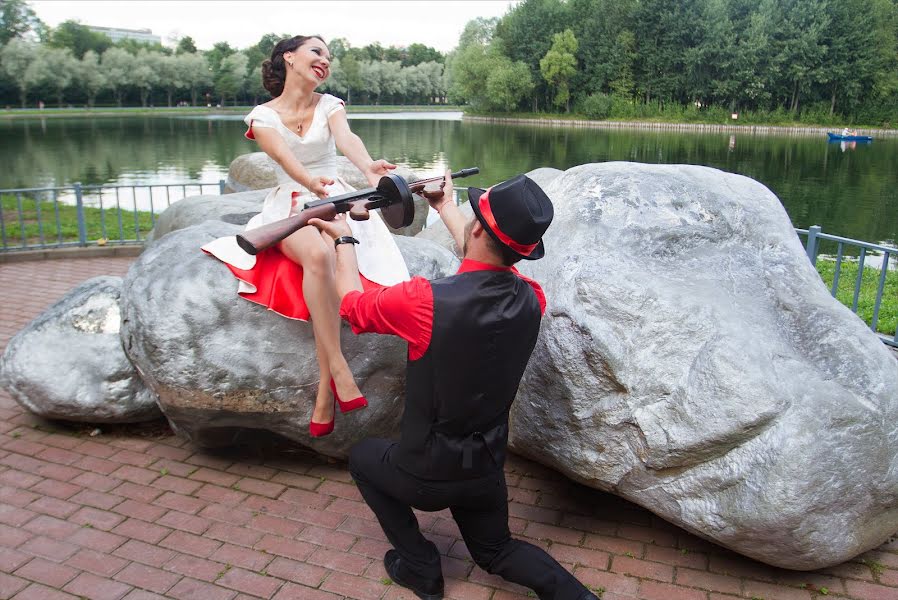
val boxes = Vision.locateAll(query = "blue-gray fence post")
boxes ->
[219,179,226,194]
[74,182,87,246]
[805,225,821,266]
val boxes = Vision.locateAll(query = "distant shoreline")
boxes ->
[0,105,463,119]
[5,105,897,137]
[462,115,898,137]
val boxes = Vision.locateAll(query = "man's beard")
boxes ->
[462,218,474,255]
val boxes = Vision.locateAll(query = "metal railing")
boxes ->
[0,180,226,251]
[1,182,894,348]
[797,225,896,347]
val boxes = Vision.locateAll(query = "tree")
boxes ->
[459,17,499,48]
[131,49,161,107]
[247,64,267,103]
[101,47,132,107]
[682,0,736,108]
[450,40,533,111]
[420,61,446,103]
[539,29,578,111]
[47,20,111,58]
[25,46,76,106]
[206,41,235,79]
[404,43,442,66]
[609,30,636,100]
[178,52,212,105]
[777,0,831,113]
[1,0,44,45]
[339,52,362,104]
[820,0,880,115]
[175,36,197,54]
[322,56,348,97]
[76,50,106,107]
[359,60,382,103]
[486,59,534,111]
[244,33,287,76]
[446,17,499,104]
[328,37,349,60]
[495,0,571,109]
[380,61,405,103]
[1,37,35,106]
[156,53,185,107]
[362,42,386,61]
[215,51,248,105]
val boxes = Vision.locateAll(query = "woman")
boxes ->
[202,35,409,437]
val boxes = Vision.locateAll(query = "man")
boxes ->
[310,172,597,600]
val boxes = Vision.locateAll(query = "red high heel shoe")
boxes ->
[330,378,368,413]
[309,396,336,437]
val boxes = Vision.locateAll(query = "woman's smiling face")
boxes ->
[285,38,331,85]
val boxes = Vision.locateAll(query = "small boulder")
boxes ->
[0,277,159,423]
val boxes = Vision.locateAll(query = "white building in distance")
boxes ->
[87,26,161,45]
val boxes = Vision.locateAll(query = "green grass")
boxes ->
[1,194,154,246]
[816,258,897,336]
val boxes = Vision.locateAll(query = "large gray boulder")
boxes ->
[121,220,458,454]
[146,188,268,243]
[223,152,277,193]
[0,277,159,423]
[507,162,898,570]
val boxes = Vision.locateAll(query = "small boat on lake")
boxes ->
[827,132,873,142]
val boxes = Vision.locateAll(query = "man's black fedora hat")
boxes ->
[467,175,554,260]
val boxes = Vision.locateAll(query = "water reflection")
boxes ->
[1,115,896,243]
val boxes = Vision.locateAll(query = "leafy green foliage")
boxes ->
[0,0,43,45]
[456,0,898,123]
[539,29,578,111]
[576,93,613,119]
[46,20,111,59]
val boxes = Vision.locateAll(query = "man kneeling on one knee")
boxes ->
[310,171,598,600]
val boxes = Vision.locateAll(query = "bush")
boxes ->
[576,93,613,120]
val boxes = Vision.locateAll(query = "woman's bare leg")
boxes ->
[311,329,331,423]
[280,226,361,424]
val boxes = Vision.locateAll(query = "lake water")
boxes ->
[2,112,896,244]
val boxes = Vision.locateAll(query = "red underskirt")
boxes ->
[222,246,380,321]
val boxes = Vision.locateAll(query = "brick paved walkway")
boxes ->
[1,256,898,600]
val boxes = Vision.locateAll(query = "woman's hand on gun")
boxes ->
[307,175,334,199]
[364,159,397,188]
[309,213,352,240]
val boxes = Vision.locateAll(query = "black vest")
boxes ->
[396,269,542,480]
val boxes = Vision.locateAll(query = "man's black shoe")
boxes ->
[384,549,444,600]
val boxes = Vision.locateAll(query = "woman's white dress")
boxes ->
[201,94,409,320]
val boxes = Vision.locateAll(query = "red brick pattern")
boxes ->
[1,256,898,599]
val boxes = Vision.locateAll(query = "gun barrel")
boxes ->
[234,167,479,255]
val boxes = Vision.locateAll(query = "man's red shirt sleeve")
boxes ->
[339,276,434,360]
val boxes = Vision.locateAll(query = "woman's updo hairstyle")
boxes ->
[261,35,326,97]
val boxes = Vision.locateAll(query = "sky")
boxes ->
[29,1,517,53]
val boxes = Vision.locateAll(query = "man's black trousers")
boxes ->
[349,438,591,600]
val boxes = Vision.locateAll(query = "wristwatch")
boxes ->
[334,235,360,248]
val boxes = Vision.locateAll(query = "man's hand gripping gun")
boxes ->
[235,168,480,255]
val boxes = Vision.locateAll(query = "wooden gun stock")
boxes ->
[235,204,337,255]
